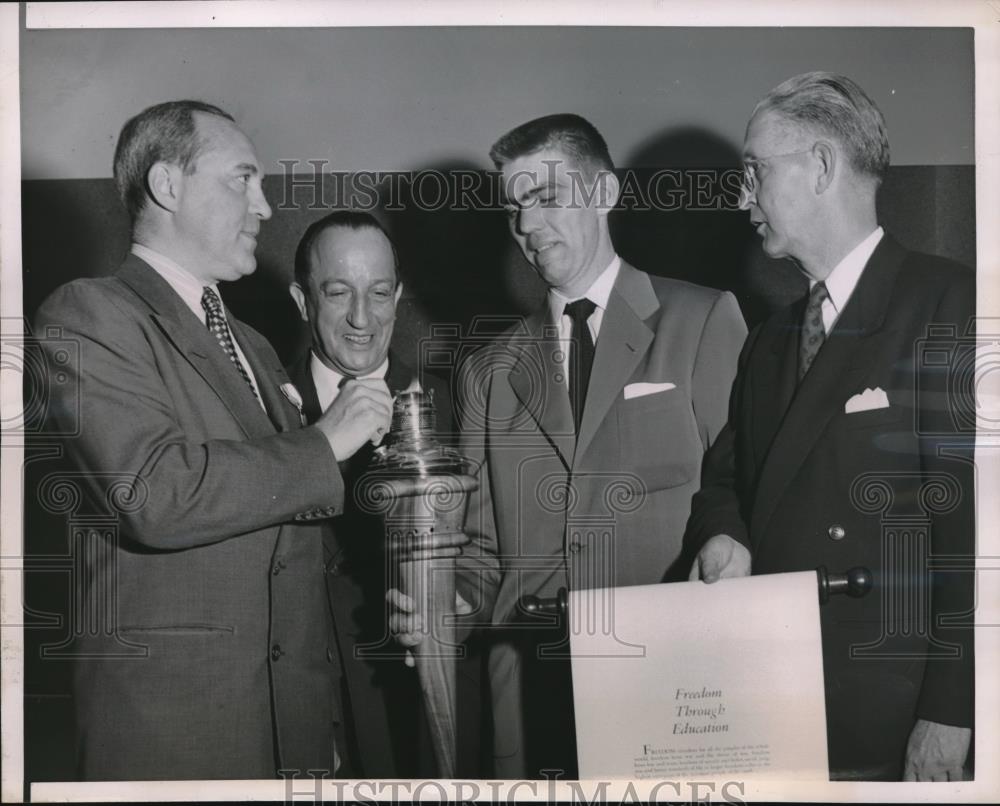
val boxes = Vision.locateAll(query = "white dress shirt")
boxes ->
[547,255,621,387]
[131,243,264,407]
[310,352,389,414]
[812,226,884,334]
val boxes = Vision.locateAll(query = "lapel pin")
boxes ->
[280,382,307,425]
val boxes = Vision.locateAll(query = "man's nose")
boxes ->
[250,181,272,220]
[516,204,544,236]
[347,295,370,327]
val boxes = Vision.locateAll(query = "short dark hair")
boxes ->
[754,72,890,184]
[293,210,400,291]
[113,100,235,225]
[489,113,615,179]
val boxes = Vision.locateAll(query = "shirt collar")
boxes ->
[812,227,884,315]
[132,243,218,323]
[310,351,389,407]
[548,255,622,322]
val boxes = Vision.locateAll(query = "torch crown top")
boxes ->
[371,389,474,477]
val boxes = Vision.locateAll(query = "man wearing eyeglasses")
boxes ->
[684,72,974,781]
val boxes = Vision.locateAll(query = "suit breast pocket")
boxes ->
[840,405,905,430]
[616,389,702,491]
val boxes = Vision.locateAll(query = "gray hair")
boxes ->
[754,72,890,184]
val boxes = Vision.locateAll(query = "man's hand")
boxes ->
[386,588,472,668]
[903,719,971,781]
[688,534,751,583]
[315,379,393,460]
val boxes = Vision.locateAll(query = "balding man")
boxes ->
[286,210,484,778]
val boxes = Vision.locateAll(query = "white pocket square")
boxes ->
[624,382,676,400]
[845,387,890,414]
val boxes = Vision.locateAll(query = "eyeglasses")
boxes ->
[738,149,813,210]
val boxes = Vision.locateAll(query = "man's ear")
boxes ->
[289,282,309,323]
[596,170,620,217]
[146,161,183,213]
[813,141,836,195]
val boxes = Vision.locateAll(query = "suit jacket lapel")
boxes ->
[750,304,802,469]
[385,351,417,395]
[575,262,656,462]
[117,256,276,440]
[507,310,576,470]
[230,319,298,433]
[750,235,905,540]
[285,351,323,424]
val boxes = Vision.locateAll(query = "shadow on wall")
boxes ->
[256,165,530,371]
[614,125,806,328]
[20,158,975,360]
[384,160,533,331]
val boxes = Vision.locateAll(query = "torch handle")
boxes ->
[400,549,461,779]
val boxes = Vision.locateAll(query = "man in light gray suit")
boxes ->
[394,113,747,778]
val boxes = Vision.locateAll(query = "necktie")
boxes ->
[201,287,259,400]
[335,374,371,482]
[565,298,597,434]
[799,281,830,381]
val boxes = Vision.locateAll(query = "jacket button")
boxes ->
[326,647,335,663]
[272,559,286,575]
[270,644,283,661]
[828,524,846,541]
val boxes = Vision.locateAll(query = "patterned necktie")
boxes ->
[799,281,830,381]
[565,298,597,434]
[201,286,259,400]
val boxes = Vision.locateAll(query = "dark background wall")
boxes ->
[20,26,976,361]
[19,24,976,784]
[22,164,976,367]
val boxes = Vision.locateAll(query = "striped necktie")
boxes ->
[799,281,830,381]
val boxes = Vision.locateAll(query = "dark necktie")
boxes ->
[565,298,597,434]
[201,286,259,400]
[335,373,372,479]
[799,281,830,381]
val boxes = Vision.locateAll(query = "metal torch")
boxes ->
[358,389,478,778]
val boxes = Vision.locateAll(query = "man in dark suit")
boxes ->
[684,72,975,781]
[395,114,747,778]
[33,101,392,780]
[284,210,479,777]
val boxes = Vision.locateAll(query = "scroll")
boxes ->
[569,571,828,780]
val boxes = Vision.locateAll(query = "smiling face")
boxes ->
[742,110,820,266]
[500,147,615,298]
[291,226,401,377]
[171,112,272,284]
